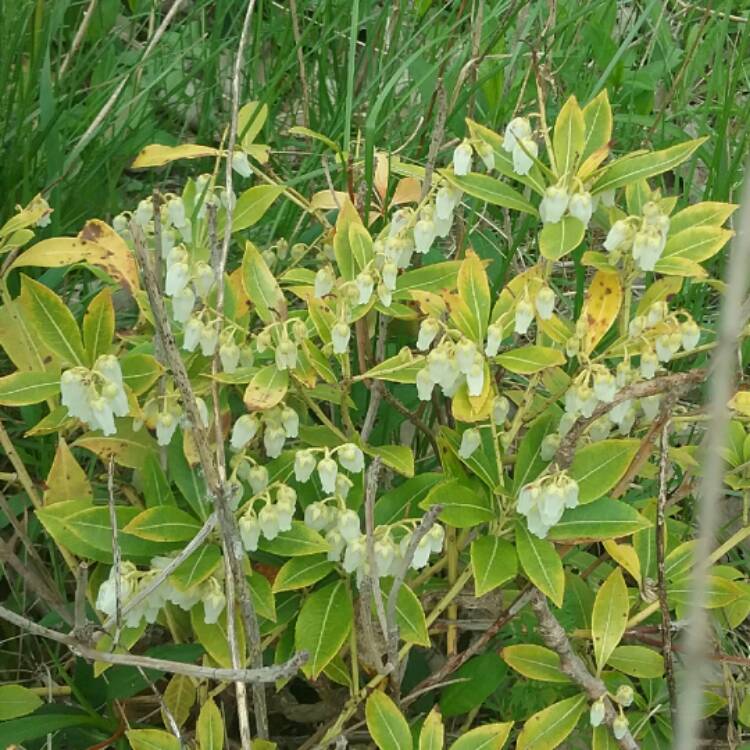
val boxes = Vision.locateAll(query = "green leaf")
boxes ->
[44,437,92,504]
[496,345,565,374]
[238,101,268,148]
[441,171,537,215]
[592,568,629,673]
[82,288,115,364]
[375,473,443,526]
[441,427,500,491]
[127,728,181,750]
[190,608,244,668]
[448,723,513,750]
[141,452,175,507]
[471,534,518,596]
[516,695,586,750]
[380,580,430,647]
[365,444,414,477]
[241,241,286,323]
[395,261,462,298]
[272,554,335,593]
[501,644,569,683]
[349,222,374,272]
[569,439,639,503]
[366,691,413,750]
[553,95,585,176]
[439,652,507,717]
[0,370,60,405]
[668,574,740,608]
[539,216,585,261]
[258,520,329,557]
[513,409,560,493]
[420,478,495,528]
[456,250,490,342]
[581,89,612,162]
[546,499,651,541]
[516,521,564,607]
[419,708,444,750]
[162,673,196,728]
[124,506,201,542]
[170,544,222,591]
[243,365,289,410]
[296,580,353,678]
[0,684,43,719]
[19,275,85,366]
[197,698,224,750]
[359,348,425,383]
[591,138,706,194]
[607,645,664,678]
[0,712,103,746]
[659,226,733,263]
[249,569,276,621]
[120,353,163,395]
[231,185,284,232]
[669,201,737,235]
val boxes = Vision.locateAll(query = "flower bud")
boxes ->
[172,286,196,324]
[219,341,240,373]
[314,266,335,298]
[192,261,215,299]
[640,349,659,379]
[458,428,481,459]
[417,318,441,351]
[248,465,269,494]
[492,395,510,425]
[535,286,555,320]
[615,684,634,707]
[475,140,495,170]
[331,322,351,354]
[338,443,364,473]
[613,715,629,740]
[416,368,434,401]
[455,339,478,374]
[356,271,375,304]
[275,339,298,371]
[589,698,605,728]
[539,185,569,225]
[568,191,593,227]
[514,299,535,335]
[294,450,316,482]
[604,220,634,253]
[453,140,473,176]
[413,219,435,254]
[231,150,252,178]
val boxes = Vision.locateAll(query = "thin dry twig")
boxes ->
[106,457,122,643]
[59,0,99,77]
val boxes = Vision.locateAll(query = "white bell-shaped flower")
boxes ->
[356,271,375,304]
[134,199,153,227]
[410,536,433,570]
[156,410,179,446]
[413,219,435,254]
[239,512,261,551]
[230,414,259,451]
[314,266,335,298]
[640,394,661,421]
[502,117,532,151]
[604,220,634,252]
[459,428,481,459]
[202,578,226,624]
[417,318,440,351]
[593,368,617,403]
[616,685,634,707]
[476,141,495,170]
[655,334,674,363]
[485,323,502,357]
[381,261,398,291]
[514,299,535,335]
[568,191,593,226]
[540,433,560,461]
[248,464,269,494]
[95,355,128,416]
[632,228,664,271]
[219,341,240,373]
[681,318,700,350]
[183,317,202,352]
[280,406,299,438]
[258,503,280,540]
[275,339,298,371]
[337,509,361,542]
[377,283,393,308]
[231,150,252,178]
[165,261,191,297]
[589,699,605,728]
[435,185,460,220]
[326,528,346,562]
[374,537,397,577]
[612,716,629,741]
[263,425,286,458]
[416,368,434,401]
[343,535,366,573]
[199,321,219,357]
[539,186,569,225]
[512,137,538,176]
[466,362,485,397]
[304,501,333,532]
[492,395,510,425]
[338,443,364,473]
[172,286,195,324]
[192,261,215,300]
[434,211,453,238]
[427,524,445,553]
[167,197,186,228]
[455,339,478,374]
[331,322,351,354]
[294,450,317,483]
[317,456,338,494]
[609,398,633,426]
[276,485,297,531]
[535,287,555,320]
[335,474,353,499]
[577,384,599,418]
[453,140,473,176]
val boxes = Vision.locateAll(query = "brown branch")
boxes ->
[529,590,640,750]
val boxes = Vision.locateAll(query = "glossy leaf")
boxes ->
[82,288,115,363]
[366,691,412,750]
[272,555,335,593]
[442,171,537,215]
[0,370,60,406]
[553,95,585,176]
[607,645,664,678]
[0,684,43,719]
[578,270,622,354]
[197,698,224,750]
[546,498,650,541]
[124,506,201,542]
[471,534,518,596]
[421,478,495,528]
[539,216,585,261]
[496,345,565,374]
[516,521,564,607]
[419,708,444,750]
[242,241,287,323]
[516,695,586,750]
[232,185,284,232]
[592,568,629,673]
[448,723,513,750]
[258,521,329,557]
[501,644,569,683]
[569,439,639,503]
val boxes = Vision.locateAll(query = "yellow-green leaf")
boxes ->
[660,226,733,263]
[124,506,201,542]
[231,185,284,232]
[501,644,569,683]
[243,365,289,411]
[592,568,629,673]
[83,288,115,364]
[553,95,585,176]
[45,438,93,504]
[547,498,651,541]
[162,674,196,728]
[197,698,224,750]
[238,101,268,148]
[131,143,219,169]
[669,201,737,235]
[516,695,586,750]
[607,645,664,678]
[272,555,335,593]
[581,89,612,162]
[448,723,513,750]
[419,708,444,750]
[365,691,413,750]
[496,345,565,374]
[0,684,43,719]
[591,138,706,194]
[653,255,708,278]
[127,729,181,750]
[516,521,564,607]
[242,242,287,323]
[539,216,585,261]
[365,444,414,477]
[471,534,518,596]
[0,370,60,406]
[569,439,640,503]
[456,250,491,342]
[578,270,622,354]
[441,171,537,215]
[359,348,425,384]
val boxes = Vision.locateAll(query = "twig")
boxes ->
[675,169,750,750]
[106,457,122,643]
[0,603,305,683]
[656,421,677,723]
[59,0,99,77]
[74,563,89,635]
[529,590,640,750]
[420,80,448,201]
[385,504,442,698]
[289,0,311,126]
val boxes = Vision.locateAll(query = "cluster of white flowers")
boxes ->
[457,401,510,458]
[538,183,602,228]
[238,483,297,550]
[502,117,538,176]
[60,355,128,436]
[513,284,556,336]
[230,404,299,457]
[96,559,228,626]
[589,685,633,738]
[451,138,495,177]
[517,471,580,538]
[255,318,307,372]
[136,393,209,446]
[604,199,672,272]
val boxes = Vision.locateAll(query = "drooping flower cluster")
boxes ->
[502,117,538,176]
[96,559,228,626]
[230,403,299,457]
[538,183,600,228]
[60,355,128,435]
[135,389,210,446]
[415,334,487,400]
[517,471,580,538]
[238,483,297,550]
[513,283,556,336]
[604,198,672,272]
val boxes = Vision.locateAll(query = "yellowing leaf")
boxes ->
[310,190,348,211]
[12,220,140,294]
[241,242,287,323]
[392,177,422,204]
[496,345,565,374]
[419,708,444,750]
[729,391,750,417]
[162,674,196,728]
[553,95,585,177]
[238,101,268,148]
[82,288,115,364]
[197,698,224,750]
[243,366,289,411]
[669,201,737,235]
[516,695,586,750]
[441,171,537,215]
[592,568,629,673]
[45,438,92,505]
[127,729,181,750]
[603,539,641,583]
[607,645,664,678]
[231,185,285,232]
[449,723,513,750]
[501,644,569,683]
[131,143,219,169]
[0,370,60,406]
[365,691,412,750]
[660,226,733,263]
[579,270,622,354]
[456,250,491,342]
[581,89,612,163]
[539,216,585,261]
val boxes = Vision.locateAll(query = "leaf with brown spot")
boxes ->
[578,270,622,354]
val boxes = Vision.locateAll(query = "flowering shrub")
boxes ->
[0,90,747,749]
